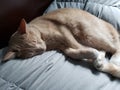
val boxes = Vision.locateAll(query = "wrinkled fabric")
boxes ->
[1,0,120,90]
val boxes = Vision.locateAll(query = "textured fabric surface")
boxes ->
[0,48,120,90]
[1,0,120,90]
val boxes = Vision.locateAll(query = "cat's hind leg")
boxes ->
[108,51,120,77]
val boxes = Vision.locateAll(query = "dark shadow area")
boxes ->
[0,0,53,49]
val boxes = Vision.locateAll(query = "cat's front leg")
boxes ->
[63,47,99,61]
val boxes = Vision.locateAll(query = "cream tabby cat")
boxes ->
[3,8,120,78]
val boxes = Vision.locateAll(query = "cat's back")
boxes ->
[30,8,93,23]
[30,8,105,28]
[40,8,112,32]
[41,8,95,23]
[29,8,116,38]
[41,8,118,42]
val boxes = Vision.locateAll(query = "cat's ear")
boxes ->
[2,50,16,62]
[18,18,27,34]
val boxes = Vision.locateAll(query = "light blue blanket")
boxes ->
[1,0,120,90]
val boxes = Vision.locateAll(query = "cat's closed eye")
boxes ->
[12,49,20,53]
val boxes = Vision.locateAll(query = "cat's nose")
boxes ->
[37,45,46,53]
[36,48,45,54]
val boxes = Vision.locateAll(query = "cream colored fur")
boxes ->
[3,8,120,78]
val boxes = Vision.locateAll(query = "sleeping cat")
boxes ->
[3,8,120,78]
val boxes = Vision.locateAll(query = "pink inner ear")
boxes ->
[19,18,27,34]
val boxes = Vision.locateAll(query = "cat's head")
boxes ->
[2,19,46,61]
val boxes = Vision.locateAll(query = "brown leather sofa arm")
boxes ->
[0,0,53,48]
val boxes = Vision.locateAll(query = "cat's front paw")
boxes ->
[94,59,104,71]
[93,51,106,71]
